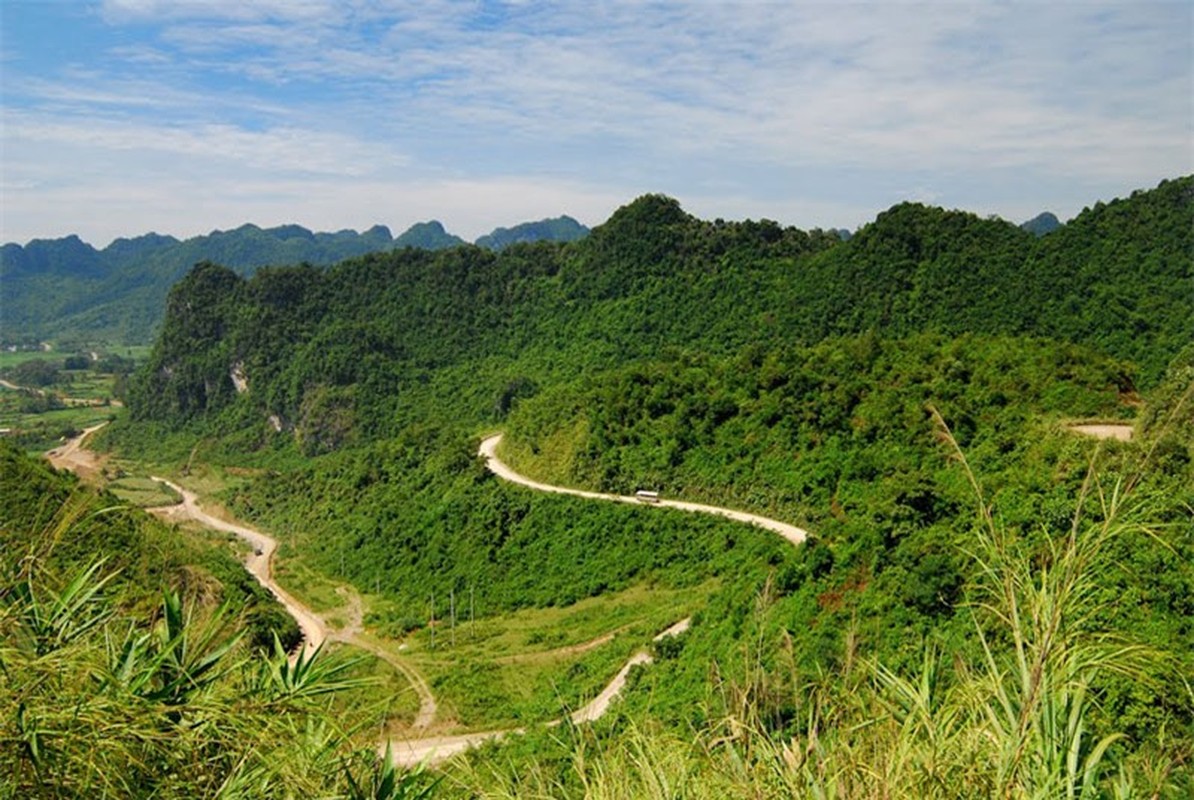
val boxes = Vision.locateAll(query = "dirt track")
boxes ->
[386,617,691,768]
[148,477,328,660]
[479,434,809,546]
[1069,423,1134,441]
[46,429,319,651]
[146,479,438,726]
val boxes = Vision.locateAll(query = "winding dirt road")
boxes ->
[384,436,810,768]
[147,480,442,726]
[479,434,809,547]
[148,477,327,660]
[146,480,439,725]
[46,427,325,655]
[46,426,797,768]
[386,617,692,768]
[43,426,439,728]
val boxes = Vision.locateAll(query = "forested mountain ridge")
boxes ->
[782,177,1192,381]
[0,216,590,344]
[130,176,1190,439]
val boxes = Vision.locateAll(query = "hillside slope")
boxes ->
[129,177,1190,440]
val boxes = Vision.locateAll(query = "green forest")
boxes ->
[0,216,590,345]
[3,177,1192,798]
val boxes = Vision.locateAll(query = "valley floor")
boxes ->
[47,426,807,767]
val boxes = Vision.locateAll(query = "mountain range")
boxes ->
[134,177,1191,436]
[0,215,588,344]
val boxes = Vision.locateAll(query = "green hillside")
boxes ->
[11,177,1193,797]
[0,440,299,649]
[128,178,1190,439]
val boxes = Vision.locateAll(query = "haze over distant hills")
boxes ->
[0,215,589,344]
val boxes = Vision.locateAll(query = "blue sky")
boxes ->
[1,1,1190,246]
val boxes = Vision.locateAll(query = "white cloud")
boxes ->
[101,0,339,24]
[2,1,1190,244]
[85,4,1191,175]
[3,111,405,177]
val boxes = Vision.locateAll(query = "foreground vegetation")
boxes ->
[5,411,1189,797]
[448,461,1192,799]
[0,555,435,798]
[0,441,299,650]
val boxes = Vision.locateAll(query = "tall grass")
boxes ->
[699,417,1187,799]
[0,554,435,799]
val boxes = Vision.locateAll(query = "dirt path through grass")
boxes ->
[148,477,328,660]
[387,617,691,767]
